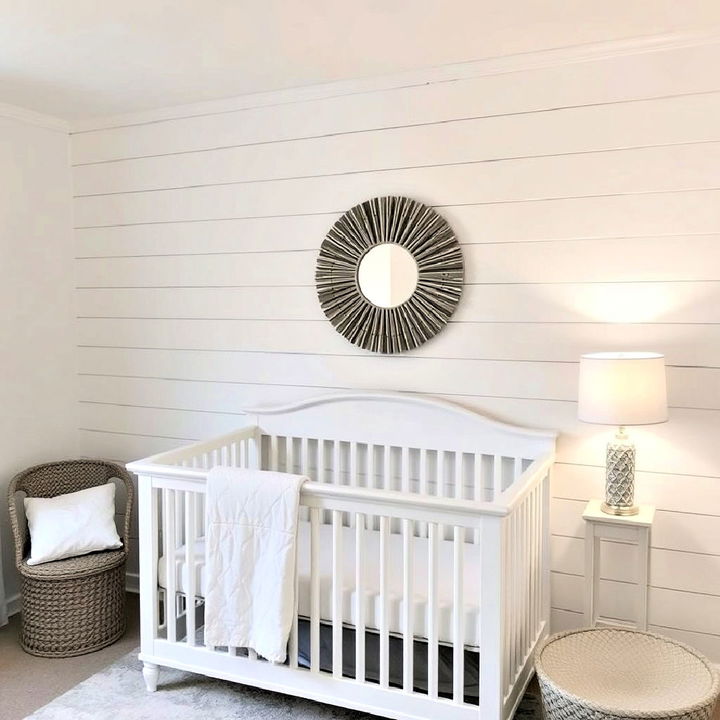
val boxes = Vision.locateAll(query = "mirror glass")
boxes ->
[357,243,419,308]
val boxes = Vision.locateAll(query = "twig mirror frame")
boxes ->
[316,196,464,354]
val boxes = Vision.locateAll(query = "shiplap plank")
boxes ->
[76,286,325,320]
[550,608,584,634]
[78,428,188,461]
[552,464,720,515]
[552,573,720,640]
[76,317,720,368]
[73,93,720,196]
[75,214,337,257]
[552,497,720,555]
[646,624,720,662]
[551,535,720,596]
[76,280,720,324]
[70,42,720,164]
[74,346,720,410]
[77,375,316,412]
[76,188,720,258]
[551,572,636,620]
[79,403,247,441]
[76,236,720,287]
[74,143,720,228]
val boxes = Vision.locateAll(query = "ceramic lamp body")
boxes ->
[578,352,668,517]
[602,429,638,515]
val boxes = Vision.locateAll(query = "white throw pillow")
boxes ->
[24,482,122,566]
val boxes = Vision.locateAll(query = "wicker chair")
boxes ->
[7,459,134,657]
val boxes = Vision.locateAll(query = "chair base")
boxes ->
[20,562,127,658]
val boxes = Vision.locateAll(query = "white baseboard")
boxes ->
[6,592,21,617]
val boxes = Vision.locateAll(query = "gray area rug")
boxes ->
[29,649,542,719]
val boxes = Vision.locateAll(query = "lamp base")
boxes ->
[601,501,640,516]
[602,427,638,517]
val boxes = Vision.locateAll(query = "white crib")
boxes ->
[127,392,556,720]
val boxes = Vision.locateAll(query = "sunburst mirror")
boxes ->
[316,196,464,354]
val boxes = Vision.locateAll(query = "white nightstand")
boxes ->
[583,499,655,630]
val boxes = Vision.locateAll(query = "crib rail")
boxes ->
[129,392,555,720]
[131,444,551,720]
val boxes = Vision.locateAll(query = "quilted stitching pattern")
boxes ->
[204,467,307,663]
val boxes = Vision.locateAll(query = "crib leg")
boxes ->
[143,662,160,692]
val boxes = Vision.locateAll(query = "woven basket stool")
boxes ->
[535,628,720,720]
[8,459,134,657]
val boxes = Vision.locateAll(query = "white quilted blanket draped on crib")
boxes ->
[203,467,307,663]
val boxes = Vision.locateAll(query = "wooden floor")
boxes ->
[0,594,140,720]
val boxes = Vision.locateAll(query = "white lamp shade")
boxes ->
[578,352,668,426]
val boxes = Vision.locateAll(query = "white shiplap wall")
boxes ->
[71,39,720,659]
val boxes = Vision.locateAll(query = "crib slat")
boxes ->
[184,492,196,646]
[401,446,410,493]
[383,445,391,492]
[355,512,366,682]
[514,456,523,485]
[163,488,177,643]
[454,452,463,500]
[174,491,183,545]
[440,451,448,499]
[287,436,296,475]
[269,435,279,471]
[522,497,530,656]
[402,518,414,693]
[379,515,390,689]
[473,453,483,503]
[493,456,503,500]
[418,449,429,538]
[350,442,358,486]
[535,485,542,636]
[453,525,464,704]
[369,444,377,489]
[511,509,519,680]
[289,549,299,669]
[427,522,439,699]
[333,441,341,486]
[332,510,343,678]
[502,517,510,693]
[310,508,320,673]
[301,437,310,476]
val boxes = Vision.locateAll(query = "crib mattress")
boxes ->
[158,520,481,647]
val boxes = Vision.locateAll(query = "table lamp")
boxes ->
[578,352,668,516]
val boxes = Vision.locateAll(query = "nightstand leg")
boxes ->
[584,524,598,627]
[637,527,650,630]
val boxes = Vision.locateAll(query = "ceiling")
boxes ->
[1,0,719,121]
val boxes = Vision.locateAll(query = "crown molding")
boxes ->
[70,25,720,135]
[0,102,68,133]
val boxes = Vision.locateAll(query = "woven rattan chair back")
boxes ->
[8,459,133,566]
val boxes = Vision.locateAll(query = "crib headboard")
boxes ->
[129,391,556,507]
[248,392,554,458]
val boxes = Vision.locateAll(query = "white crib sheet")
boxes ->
[158,520,481,648]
